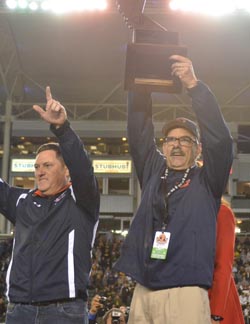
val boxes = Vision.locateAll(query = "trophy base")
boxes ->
[125,42,187,93]
[134,77,176,93]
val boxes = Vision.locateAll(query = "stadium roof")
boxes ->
[0,0,250,138]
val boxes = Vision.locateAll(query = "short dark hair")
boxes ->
[36,142,64,163]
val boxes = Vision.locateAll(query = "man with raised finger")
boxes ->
[2,87,100,324]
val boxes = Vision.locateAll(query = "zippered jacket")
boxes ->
[0,122,100,303]
[114,81,233,290]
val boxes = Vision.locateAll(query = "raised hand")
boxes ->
[170,55,198,89]
[33,86,67,126]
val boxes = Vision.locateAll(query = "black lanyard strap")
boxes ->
[160,166,194,230]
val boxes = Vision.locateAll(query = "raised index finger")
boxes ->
[46,86,52,102]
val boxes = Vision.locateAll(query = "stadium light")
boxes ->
[18,0,28,9]
[235,226,241,234]
[5,0,108,13]
[29,1,38,10]
[169,0,250,16]
[6,0,17,9]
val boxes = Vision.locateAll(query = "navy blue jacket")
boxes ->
[114,82,233,290]
[0,123,100,302]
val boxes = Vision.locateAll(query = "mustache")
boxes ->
[170,148,185,156]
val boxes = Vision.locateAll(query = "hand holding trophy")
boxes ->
[116,0,187,93]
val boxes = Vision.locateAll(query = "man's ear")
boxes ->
[65,166,70,179]
[162,142,167,156]
[196,143,202,159]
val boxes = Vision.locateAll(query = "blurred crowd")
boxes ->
[1,233,250,322]
[88,232,135,313]
[234,236,250,323]
[0,239,13,321]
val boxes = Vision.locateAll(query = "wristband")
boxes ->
[211,315,223,321]
[88,313,96,320]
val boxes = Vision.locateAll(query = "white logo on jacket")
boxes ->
[33,201,42,208]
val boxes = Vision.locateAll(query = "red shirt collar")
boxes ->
[34,182,71,197]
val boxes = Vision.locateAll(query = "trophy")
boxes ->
[116,0,187,93]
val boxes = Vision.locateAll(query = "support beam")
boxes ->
[0,99,12,233]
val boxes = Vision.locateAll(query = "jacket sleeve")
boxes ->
[51,122,100,221]
[208,204,235,317]
[188,81,233,197]
[127,91,165,189]
[0,179,28,224]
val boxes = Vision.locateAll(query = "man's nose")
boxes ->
[36,167,45,175]
[172,139,181,147]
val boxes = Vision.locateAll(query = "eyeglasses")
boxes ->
[164,136,198,147]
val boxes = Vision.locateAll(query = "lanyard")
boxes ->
[161,166,193,231]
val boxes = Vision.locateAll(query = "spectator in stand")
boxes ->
[209,200,244,324]
[120,283,131,306]
[88,295,104,324]
[102,307,126,324]
[244,304,250,324]
[0,297,6,320]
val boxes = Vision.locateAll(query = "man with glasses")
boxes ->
[114,55,233,324]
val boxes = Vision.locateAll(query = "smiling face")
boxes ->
[34,149,69,196]
[162,127,201,170]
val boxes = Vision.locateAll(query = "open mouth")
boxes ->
[171,150,185,156]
